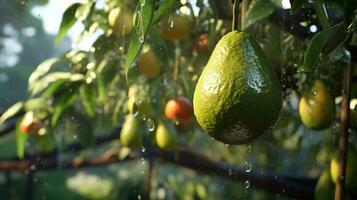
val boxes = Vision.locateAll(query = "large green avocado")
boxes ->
[193,31,282,144]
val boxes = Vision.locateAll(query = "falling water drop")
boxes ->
[168,15,174,29]
[139,35,144,43]
[312,91,317,96]
[145,119,155,132]
[141,147,146,153]
[131,103,139,117]
[244,180,251,188]
[244,161,252,173]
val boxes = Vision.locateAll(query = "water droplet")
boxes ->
[244,161,252,173]
[131,102,139,116]
[224,144,229,147]
[138,194,142,200]
[244,180,251,188]
[247,145,252,153]
[118,46,124,53]
[297,67,304,73]
[168,15,174,29]
[141,146,146,153]
[139,35,144,43]
[312,91,317,96]
[145,119,155,132]
[228,168,232,176]
[141,170,145,174]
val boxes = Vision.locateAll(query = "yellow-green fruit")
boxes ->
[330,147,357,190]
[155,119,178,150]
[299,80,334,130]
[193,31,282,145]
[315,170,335,200]
[120,115,143,148]
[108,7,133,36]
[138,50,161,78]
[160,15,191,41]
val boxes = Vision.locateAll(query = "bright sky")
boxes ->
[31,0,100,50]
[30,0,291,50]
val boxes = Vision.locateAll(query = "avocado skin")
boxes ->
[193,31,282,144]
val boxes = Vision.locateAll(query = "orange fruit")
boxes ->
[194,33,209,53]
[164,96,193,123]
[19,112,44,135]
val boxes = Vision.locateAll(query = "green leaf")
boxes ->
[28,58,60,91]
[0,102,24,126]
[322,23,348,56]
[112,98,125,127]
[30,72,84,96]
[16,120,28,159]
[42,79,67,97]
[124,0,155,80]
[244,0,274,29]
[51,92,78,127]
[24,98,50,111]
[289,0,306,13]
[55,3,81,44]
[79,83,96,118]
[344,0,357,25]
[96,59,119,103]
[303,23,347,72]
[152,0,181,24]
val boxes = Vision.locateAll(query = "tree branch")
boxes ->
[334,57,353,200]
[0,144,318,199]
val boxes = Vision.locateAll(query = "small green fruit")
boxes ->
[193,31,282,144]
[108,7,133,36]
[299,80,334,130]
[120,114,143,148]
[155,119,178,150]
[330,147,357,190]
[315,170,335,200]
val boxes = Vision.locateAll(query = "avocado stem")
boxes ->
[231,0,239,31]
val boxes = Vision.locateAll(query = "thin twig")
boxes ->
[231,0,239,31]
[334,56,353,200]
